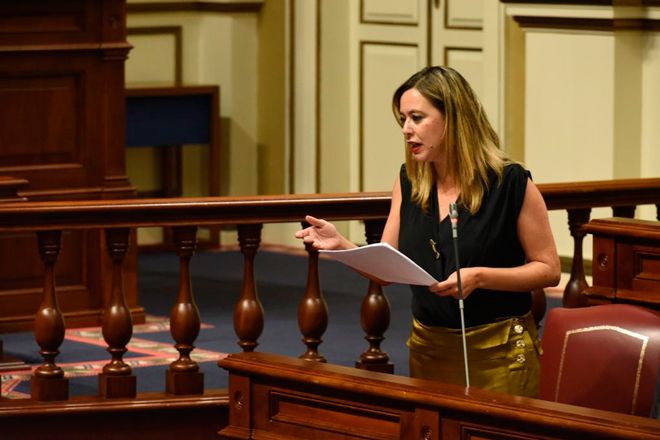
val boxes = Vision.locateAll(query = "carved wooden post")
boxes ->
[31,230,68,401]
[99,228,136,398]
[356,219,393,373]
[298,221,328,362]
[167,226,203,395]
[563,208,591,308]
[234,223,264,352]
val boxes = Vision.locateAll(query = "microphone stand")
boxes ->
[449,202,470,388]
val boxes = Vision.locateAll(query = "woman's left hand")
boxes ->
[429,268,479,299]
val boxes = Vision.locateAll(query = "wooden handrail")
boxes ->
[0,178,659,231]
[539,177,660,210]
[0,177,658,310]
[0,193,392,231]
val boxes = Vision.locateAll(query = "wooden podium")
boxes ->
[0,0,144,335]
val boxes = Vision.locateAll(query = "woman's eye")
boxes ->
[411,115,422,122]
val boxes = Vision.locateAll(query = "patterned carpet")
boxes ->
[1,315,224,399]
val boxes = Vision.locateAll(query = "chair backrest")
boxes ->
[539,304,660,417]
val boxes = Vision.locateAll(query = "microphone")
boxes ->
[449,202,470,388]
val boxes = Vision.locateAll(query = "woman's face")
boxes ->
[398,87,446,163]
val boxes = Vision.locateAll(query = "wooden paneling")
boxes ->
[0,0,142,332]
[584,217,660,308]
[219,351,660,439]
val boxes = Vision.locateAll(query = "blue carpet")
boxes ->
[1,250,413,398]
[2,249,561,398]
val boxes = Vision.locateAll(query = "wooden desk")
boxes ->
[219,351,660,439]
[125,85,221,247]
[582,217,660,309]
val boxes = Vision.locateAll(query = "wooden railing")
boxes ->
[0,178,659,439]
[219,351,660,440]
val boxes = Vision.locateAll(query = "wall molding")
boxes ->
[443,46,481,67]
[358,41,418,192]
[513,16,660,31]
[359,0,419,27]
[445,0,483,30]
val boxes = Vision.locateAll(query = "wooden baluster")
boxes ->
[99,228,136,398]
[298,221,328,362]
[356,219,393,373]
[31,230,69,401]
[167,226,203,395]
[612,205,635,218]
[234,223,264,352]
[563,208,591,308]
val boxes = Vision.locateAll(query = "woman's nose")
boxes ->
[401,119,412,134]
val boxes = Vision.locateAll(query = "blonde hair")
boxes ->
[392,66,509,214]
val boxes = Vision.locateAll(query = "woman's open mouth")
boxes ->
[408,142,422,154]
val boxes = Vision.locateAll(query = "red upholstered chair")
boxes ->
[539,304,660,417]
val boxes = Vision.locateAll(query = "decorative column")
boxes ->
[167,226,203,395]
[31,230,68,401]
[234,223,264,352]
[355,219,393,373]
[298,221,328,362]
[99,228,136,398]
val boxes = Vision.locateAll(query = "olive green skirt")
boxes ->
[407,311,541,397]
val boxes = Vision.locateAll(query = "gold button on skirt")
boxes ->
[407,311,541,397]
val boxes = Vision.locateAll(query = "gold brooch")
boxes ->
[429,239,440,260]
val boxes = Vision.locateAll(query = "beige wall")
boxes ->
[125,2,262,244]
[125,1,660,255]
[500,3,660,258]
[257,0,288,195]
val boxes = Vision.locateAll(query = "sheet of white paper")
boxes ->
[320,242,438,286]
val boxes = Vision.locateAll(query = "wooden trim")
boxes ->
[1,178,659,231]
[1,391,229,440]
[583,217,660,240]
[220,351,660,440]
[127,1,263,14]
[127,26,183,85]
[513,16,660,31]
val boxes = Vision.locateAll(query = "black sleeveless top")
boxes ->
[398,163,532,328]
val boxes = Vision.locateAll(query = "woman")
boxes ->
[295,66,560,397]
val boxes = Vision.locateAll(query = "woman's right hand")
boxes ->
[294,215,355,250]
